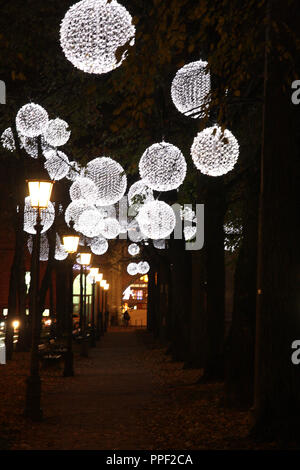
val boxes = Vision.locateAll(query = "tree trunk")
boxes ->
[251,0,300,440]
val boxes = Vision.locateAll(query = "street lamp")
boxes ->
[95,273,103,339]
[25,174,54,421]
[77,246,92,357]
[88,266,99,348]
[62,220,80,377]
[103,282,109,332]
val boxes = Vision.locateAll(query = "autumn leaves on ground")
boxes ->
[0,328,282,450]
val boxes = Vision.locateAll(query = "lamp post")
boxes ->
[25,177,54,421]
[89,267,99,348]
[62,220,79,377]
[104,283,109,332]
[77,247,92,356]
[95,273,103,339]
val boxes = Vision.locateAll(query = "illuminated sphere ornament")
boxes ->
[127,220,144,243]
[70,177,98,204]
[1,128,15,152]
[86,157,127,206]
[127,262,138,276]
[90,236,108,255]
[153,239,166,250]
[24,197,55,235]
[128,243,140,256]
[43,118,71,147]
[100,217,121,239]
[191,125,239,177]
[44,150,70,180]
[171,60,211,119]
[139,142,186,191]
[60,0,135,74]
[16,103,49,138]
[138,261,149,275]
[180,206,195,222]
[137,200,176,240]
[128,180,154,209]
[55,234,69,260]
[27,234,49,261]
[77,208,104,237]
[65,199,93,228]
[184,226,197,241]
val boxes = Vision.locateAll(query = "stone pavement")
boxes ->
[14,328,159,450]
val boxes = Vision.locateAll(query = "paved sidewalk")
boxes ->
[14,328,157,450]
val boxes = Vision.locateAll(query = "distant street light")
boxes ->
[62,220,80,377]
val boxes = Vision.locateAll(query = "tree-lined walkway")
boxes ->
[1,328,288,450]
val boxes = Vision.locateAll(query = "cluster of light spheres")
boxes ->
[138,261,149,275]
[100,217,121,239]
[137,200,176,240]
[70,177,98,205]
[24,197,55,235]
[16,103,49,138]
[171,60,211,119]
[27,234,49,261]
[128,243,140,256]
[139,142,186,192]
[44,150,70,180]
[86,157,127,206]
[43,118,71,147]
[78,208,104,237]
[60,0,135,74]
[191,125,239,177]
[90,236,108,255]
[128,180,154,209]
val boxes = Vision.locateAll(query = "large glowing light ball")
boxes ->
[77,208,104,237]
[138,261,149,275]
[45,150,70,180]
[191,125,239,177]
[90,236,108,255]
[127,262,139,276]
[86,156,127,206]
[128,243,140,256]
[16,103,49,138]
[137,200,176,240]
[139,142,187,191]
[128,180,154,209]
[171,60,211,119]
[43,118,71,147]
[24,197,55,235]
[1,128,15,152]
[100,217,121,239]
[70,177,98,205]
[27,234,50,261]
[55,234,69,260]
[65,199,93,228]
[60,0,135,74]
